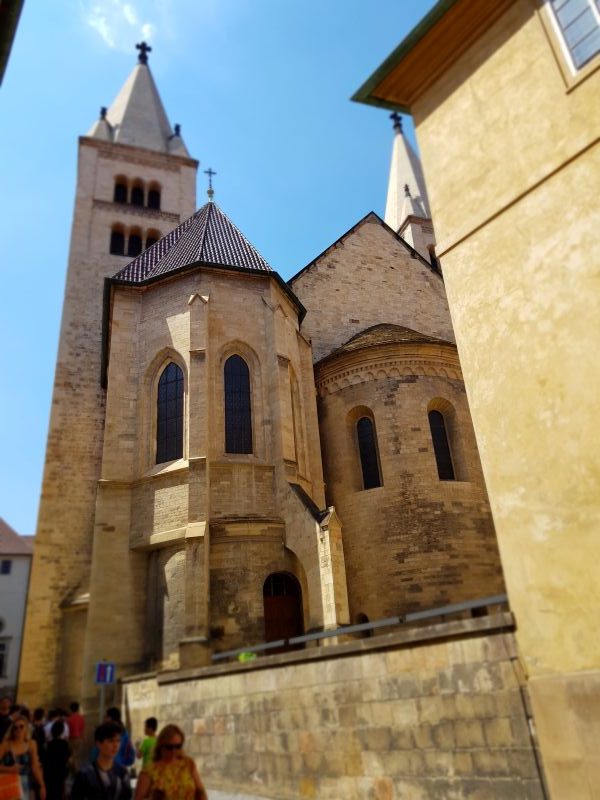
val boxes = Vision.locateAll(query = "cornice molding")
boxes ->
[80,135,199,170]
[315,344,462,396]
[93,198,180,223]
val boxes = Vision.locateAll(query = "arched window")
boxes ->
[428,410,455,480]
[113,180,127,204]
[109,227,125,255]
[356,416,382,489]
[145,229,160,250]
[156,362,184,464]
[224,355,252,453]
[130,183,144,206]
[147,186,161,210]
[128,230,142,257]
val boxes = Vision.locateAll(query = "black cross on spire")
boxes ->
[136,41,152,64]
[204,168,217,200]
[390,112,403,133]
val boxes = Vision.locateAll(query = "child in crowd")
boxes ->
[136,718,157,772]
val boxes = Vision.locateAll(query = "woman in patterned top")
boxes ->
[0,714,46,799]
[134,724,207,800]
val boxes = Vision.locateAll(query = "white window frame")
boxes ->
[547,0,600,73]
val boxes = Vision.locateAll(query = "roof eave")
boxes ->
[351,0,460,111]
[351,0,517,112]
[110,259,307,320]
[315,334,456,370]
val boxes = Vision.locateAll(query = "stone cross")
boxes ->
[390,111,403,133]
[136,41,152,64]
[204,168,217,200]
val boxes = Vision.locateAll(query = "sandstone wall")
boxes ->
[20,137,197,707]
[316,341,503,623]
[290,215,454,363]
[123,615,544,800]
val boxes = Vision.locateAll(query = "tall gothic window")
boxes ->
[428,410,455,480]
[356,416,382,489]
[156,362,184,464]
[224,355,252,454]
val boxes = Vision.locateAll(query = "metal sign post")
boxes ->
[95,661,116,723]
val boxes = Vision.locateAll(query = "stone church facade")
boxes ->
[20,50,504,708]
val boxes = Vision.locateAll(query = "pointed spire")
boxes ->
[87,44,189,156]
[384,113,430,233]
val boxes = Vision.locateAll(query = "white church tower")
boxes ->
[20,43,198,706]
[384,112,436,264]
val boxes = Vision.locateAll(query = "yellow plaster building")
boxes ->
[354,0,600,796]
[21,45,504,734]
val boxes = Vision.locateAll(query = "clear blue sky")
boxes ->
[0,0,436,536]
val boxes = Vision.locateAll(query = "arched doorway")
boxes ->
[263,572,304,649]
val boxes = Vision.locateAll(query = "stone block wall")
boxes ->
[316,340,504,623]
[123,615,544,800]
[290,215,454,364]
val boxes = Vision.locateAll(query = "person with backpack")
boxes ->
[90,709,135,771]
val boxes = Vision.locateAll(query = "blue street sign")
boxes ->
[95,661,116,684]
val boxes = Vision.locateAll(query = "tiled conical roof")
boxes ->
[113,202,272,284]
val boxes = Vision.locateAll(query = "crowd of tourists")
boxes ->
[0,696,207,800]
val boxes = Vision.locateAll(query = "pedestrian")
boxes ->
[67,703,85,770]
[43,721,71,800]
[102,710,134,771]
[70,722,131,800]
[44,712,69,742]
[0,713,46,799]
[32,709,46,762]
[0,697,12,742]
[134,724,207,800]
[135,718,157,774]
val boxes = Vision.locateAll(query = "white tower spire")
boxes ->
[384,113,436,263]
[87,41,189,156]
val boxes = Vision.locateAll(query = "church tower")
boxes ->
[384,113,436,263]
[19,44,198,707]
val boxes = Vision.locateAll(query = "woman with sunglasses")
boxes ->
[134,724,207,800]
[0,713,46,799]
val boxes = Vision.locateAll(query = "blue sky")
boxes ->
[0,0,436,535]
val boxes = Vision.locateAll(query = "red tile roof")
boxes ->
[0,518,32,555]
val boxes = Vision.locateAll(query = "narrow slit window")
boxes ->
[356,416,382,489]
[428,410,455,480]
[148,188,161,210]
[113,182,127,203]
[224,355,252,453]
[130,185,144,206]
[109,229,125,255]
[156,362,184,464]
[128,233,142,257]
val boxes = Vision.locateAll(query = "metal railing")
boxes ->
[212,593,508,663]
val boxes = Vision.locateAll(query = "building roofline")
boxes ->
[288,210,440,285]
[351,0,515,112]
[351,0,460,112]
